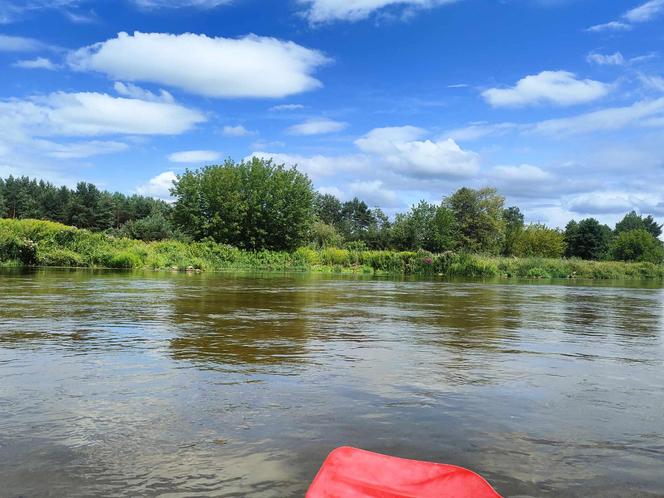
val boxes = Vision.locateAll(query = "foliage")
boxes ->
[610,229,664,263]
[171,157,314,251]
[564,218,612,260]
[502,206,524,256]
[1,219,663,280]
[309,221,343,248]
[615,210,662,239]
[444,187,506,254]
[314,193,343,226]
[390,201,455,252]
[513,224,565,258]
[0,175,171,231]
[119,212,175,241]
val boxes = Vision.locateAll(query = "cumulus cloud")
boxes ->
[482,70,610,107]
[355,126,480,178]
[586,52,625,66]
[247,151,367,179]
[348,179,398,206]
[168,150,220,163]
[136,171,177,199]
[12,57,58,70]
[253,126,479,183]
[299,0,457,23]
[0,92,205,136]
[69,31,329,98]
[286,118,347,135]
[222,125,254,137]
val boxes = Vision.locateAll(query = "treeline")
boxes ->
[0,176,174,240]
[2,158,663,264]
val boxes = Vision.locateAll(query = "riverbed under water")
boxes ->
[0,269,663,497]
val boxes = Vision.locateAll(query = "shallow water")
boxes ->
[0,269,663,497]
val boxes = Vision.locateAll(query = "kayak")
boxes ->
[306,447,502,498]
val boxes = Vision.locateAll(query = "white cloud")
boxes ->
[69,31,329,99]
[317,186,344,198]
[624,0,664,23]
[587,0,664,32]
[0,34,49,51]
[36,140,129,159]
[444,122,520,142]
[12,57,58,70]
[222,125,254,137]
[247,151,367,179]
[0,92,205,137]
[167,150,220,163]
[0,0,80,24]
[586,21,632,32]
[136,171,177,199]
[270,104,305,111]
[564,191,649,215]
[482,70,610,107]
[131,0,232,8]
[586,52,625,66]
[348,179,398,206]
[299,0,457,23]
[533,97,664,136]
[490,164,553,184]
[113,82,174,103]
[638,74,664,92]
[286,118,347,135]
[355,126,480,178]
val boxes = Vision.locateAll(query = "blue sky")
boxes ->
[1,0,663,228]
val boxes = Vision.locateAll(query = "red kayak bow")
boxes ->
[306,447,502,498]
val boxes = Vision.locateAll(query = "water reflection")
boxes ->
[1,270,663,497]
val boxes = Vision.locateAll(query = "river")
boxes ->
[0,269,663,497]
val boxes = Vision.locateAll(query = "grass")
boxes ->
[2,218,663,280]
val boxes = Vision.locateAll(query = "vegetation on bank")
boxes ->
[1,158,663,267]
[2,219,663,280]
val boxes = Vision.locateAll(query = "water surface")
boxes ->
[1,270,663,497]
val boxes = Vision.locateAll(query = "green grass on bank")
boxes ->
[2,218,664,280]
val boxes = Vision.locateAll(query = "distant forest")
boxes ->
[1,157,663,263]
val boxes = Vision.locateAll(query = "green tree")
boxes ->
[502,206,524,256]
[171,157,314,250]
[309,221,343,248]
[565,218,612,260]
[610,229,664,263]
[513,224,565,258]
[339,197,376,242]
[314,193,343,226]
[120,212,174,241]
[615,210,662,239]
[0,181,5,218]
[444,187,506,254]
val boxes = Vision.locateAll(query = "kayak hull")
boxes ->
[306,446,502,498]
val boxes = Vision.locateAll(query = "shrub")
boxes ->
[513,224,565,258]
[611,229,664,263]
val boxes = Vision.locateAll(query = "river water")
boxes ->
[0,269,663,497]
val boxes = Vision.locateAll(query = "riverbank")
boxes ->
[2,219,663,279]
